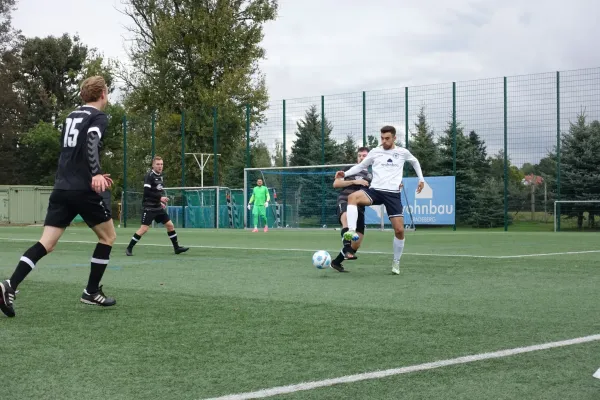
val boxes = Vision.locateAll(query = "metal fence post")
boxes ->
[452,82,457,231]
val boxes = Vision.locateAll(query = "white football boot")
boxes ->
[392,259,400,275]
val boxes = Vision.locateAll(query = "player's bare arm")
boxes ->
[333,178,369,188]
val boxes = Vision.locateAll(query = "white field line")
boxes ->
[201,334,600,400]
[0,237,598,259]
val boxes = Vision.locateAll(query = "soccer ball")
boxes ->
[312,250,332,269]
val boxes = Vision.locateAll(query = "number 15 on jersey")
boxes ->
[63,117,83,148]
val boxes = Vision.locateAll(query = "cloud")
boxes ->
[10,0,600,167]
[255,0,600,166]
[259,0,600,100]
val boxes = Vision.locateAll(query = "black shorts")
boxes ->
[141,208,171,226]
[361,188,404,218]
[44,190,112,228]
[337,202,365,234]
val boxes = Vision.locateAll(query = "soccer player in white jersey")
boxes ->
[335,125,425,275]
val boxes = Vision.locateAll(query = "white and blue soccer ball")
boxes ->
[312,250,332,269]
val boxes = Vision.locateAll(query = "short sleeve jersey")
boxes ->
[142,170,165,210]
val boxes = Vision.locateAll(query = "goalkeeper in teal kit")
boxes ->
[248,178,270,232]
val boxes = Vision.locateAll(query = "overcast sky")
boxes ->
[11,0,600,166]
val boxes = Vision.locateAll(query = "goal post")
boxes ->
[553,200,600,232]
[243,164,416,230]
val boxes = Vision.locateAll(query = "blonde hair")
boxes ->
[80,76,106,103]
[152,156,163,165]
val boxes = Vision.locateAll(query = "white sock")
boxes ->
[393,237,405,261]
[347,205,358,231]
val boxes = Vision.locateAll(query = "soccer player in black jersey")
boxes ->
[125,156,189,256]
[0,76,117,318]
[330,147,372,272]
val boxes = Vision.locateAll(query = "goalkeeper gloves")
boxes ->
[264,201,269,207]
[247,204,252,210]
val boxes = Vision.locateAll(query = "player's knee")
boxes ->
[138,225,149,235]
[107,232,117,245]
[43,242,56,254]
[102,230,117,246]
[348,192,359,205]
[39,229,62,253]
[165,221,174,230]
[394,226,404,239]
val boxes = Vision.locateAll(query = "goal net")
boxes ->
[244,165,416,230]
[554,200,600,232]
[121,187,245,229]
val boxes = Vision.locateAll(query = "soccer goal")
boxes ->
[553,200,600,232]
[160,186,244,229]
[244,165,416,230]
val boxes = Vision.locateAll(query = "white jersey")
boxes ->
[343,146,424,193]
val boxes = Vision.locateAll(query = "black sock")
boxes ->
[333,250,345,264]
[341,228,351,247]
[168,230,179,248]
[86,243,112,294]
[127,233,141,249]
[10,242,47,289]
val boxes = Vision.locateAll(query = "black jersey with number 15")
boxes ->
[53,105,108,191]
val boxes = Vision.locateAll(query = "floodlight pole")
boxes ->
[186,153,221,187]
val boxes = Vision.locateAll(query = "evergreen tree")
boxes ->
[469,178,510,228]
[559,113,600,228]
[467,130,490,178]
[288,105,342,225]
[289,104,341,166]
[339,134,359,164]
[407,106,439,176]
[367,134,379,150]
[438,120,479,225]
